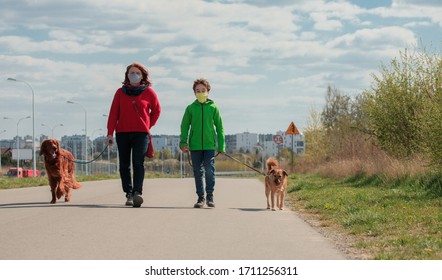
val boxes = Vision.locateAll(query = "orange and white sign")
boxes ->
[285,121,300,135]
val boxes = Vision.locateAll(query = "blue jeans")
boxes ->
[190,150,216,197]
[116,132,148,195]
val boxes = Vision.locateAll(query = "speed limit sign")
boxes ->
[273,135,283,145]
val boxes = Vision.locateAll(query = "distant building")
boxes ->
[225,134,237,153]
[186,131,305,157]
[1,131,305,161]
[0,136,32,149]
[61,135,89,161]
[151,135,180,156]
[236,132,258,153]
[279,131,305,154]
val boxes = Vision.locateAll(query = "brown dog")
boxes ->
[39,139,81,204]
[265,158,288,211]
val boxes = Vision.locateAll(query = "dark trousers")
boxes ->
[190,150,216,197]
[116,132,148,195]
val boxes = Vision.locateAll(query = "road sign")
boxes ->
[273,135,283,145]
[12,149,33,160]
[285,121,300,135]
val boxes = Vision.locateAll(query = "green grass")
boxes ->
[287,173,442,259]
[0,173,182,190]
[0,174,117,189]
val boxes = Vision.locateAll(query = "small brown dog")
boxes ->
[265,158,288,211]
[40,139,81,204]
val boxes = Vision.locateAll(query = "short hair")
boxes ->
[123,62,151,86]
[193,78,211,92]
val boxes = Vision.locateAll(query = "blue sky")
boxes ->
[0,0,441,140]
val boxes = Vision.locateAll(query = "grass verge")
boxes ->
[0,173,182,190]
[286,173,442,260]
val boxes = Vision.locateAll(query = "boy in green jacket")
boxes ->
[180,78,225,208]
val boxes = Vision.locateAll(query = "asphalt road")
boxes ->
[0,178,346,260]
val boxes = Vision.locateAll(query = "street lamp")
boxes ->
[51,124,64,139]
[67,100,88,176]
[255,144,265,173]
[0,130,6,175]
[102,114,112,174]
[90,128,102,174]
[7,78,36,177]
[41,124,47,139]
[5,116,31,175]
[41,123,64,139]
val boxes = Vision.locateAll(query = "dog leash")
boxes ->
[222,153,266,176]
[185,150,220,167]
[185,150,266,176]
[61,144,110,164]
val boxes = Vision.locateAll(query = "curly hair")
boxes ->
[192,78,211,92]
[123,62,151,86]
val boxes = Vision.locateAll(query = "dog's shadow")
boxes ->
[0,202,53,208]
[1,203,268,211]
[230,208,267,212]
[0,202,124,209]
[0,202,198,210]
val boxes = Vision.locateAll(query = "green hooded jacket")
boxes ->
[180,99,225,152]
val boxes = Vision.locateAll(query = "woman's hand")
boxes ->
[106,135,114,146]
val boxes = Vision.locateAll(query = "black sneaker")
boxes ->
[125,193,133,206]
[133,192,143,208]
[194,196,205,208]
[206,193,215,208]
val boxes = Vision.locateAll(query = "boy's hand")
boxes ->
[181,146,189,153]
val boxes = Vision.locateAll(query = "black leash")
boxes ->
[62,144,109,164]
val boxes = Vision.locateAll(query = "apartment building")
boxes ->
[1,131,305,161]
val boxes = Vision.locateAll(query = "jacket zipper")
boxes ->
[201,103,204,150]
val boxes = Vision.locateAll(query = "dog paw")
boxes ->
[50,200,56,204]
[271,208,276,211]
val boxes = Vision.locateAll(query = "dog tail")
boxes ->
[72,181,82,189]
[266,157,278,174]
[65,151,82,189]
[71,176,82,189]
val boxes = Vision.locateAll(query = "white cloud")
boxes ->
[311,12,343,31]
[0,0,440,138]
[328,26,417,49]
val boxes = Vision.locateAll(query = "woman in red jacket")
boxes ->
[106,62,161,207]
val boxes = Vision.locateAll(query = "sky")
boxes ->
[0,0,441,140]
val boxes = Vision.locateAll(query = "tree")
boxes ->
[320,86,366,160]
[362,47,441,162]
[303,107,328,164]
[419,53,442,166]
[321,85,352,130]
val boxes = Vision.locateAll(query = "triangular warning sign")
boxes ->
[285,121,299,135]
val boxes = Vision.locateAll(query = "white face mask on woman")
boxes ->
[129,73,142,84]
